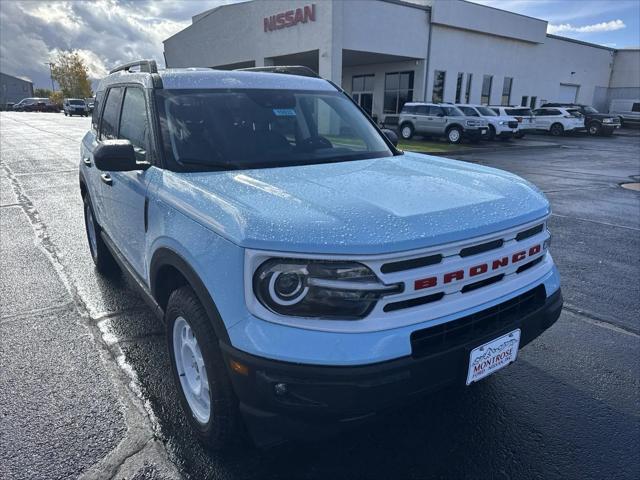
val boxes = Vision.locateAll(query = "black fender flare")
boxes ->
[150,247,230,343]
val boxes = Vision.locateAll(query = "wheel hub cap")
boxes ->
[173,316,211,424]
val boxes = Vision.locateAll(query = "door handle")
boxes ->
[83,157,91,167]
[100,173,113,186]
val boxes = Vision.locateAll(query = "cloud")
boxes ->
[548,19,626,34]
[0,0,233,89]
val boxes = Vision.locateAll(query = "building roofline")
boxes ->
[546,34,615,51]
[379,0,430,11]
[462,0,546,23]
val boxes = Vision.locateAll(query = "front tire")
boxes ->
[399,123,414,140]
[83,196,118,275]
[446,126,463,144]
[166,286,240,450]
[587,122,601,136]
[487,125,496,141]
[550,123,564,137]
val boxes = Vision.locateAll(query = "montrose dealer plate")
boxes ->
[466,329,520,385]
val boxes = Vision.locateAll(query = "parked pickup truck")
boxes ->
[542,103,621,136]
[80,61,563,449]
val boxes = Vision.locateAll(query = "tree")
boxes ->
[34,88,52,98]
[49,91,64,108]
[50,51,93,99]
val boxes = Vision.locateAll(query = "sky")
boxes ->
[1,0,639,90]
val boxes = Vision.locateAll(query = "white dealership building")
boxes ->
[163,0,640,123]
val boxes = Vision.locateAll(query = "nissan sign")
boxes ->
[264,4,316,32]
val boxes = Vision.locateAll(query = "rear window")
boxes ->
[100,87,124,140]
[69,99,85,105]
[506,108,532,116]
[459,106,479,117]
[441,106,464,116]
[477,106,497,116]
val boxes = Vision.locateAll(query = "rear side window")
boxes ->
[415,106,429,115]
[632,103,640,112]
[91,91,103,133]
[402,105,416,114]
[459,106,480,116]
[119,88,148,160]
[427,105,444,116]
[100,87,124,140]
[506,108,532,116]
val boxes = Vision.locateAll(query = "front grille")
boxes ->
[460,239,503,257]
[508,121,519,128]
[410,285,546,358]
[516,224,543,241]
[381,254,442,274]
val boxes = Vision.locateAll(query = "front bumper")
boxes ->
[464,127,488,139]
[222,286,563,447]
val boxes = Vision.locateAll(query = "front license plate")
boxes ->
[480,128,487,134]
[466,329,520,385]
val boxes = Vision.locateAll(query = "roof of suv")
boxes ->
[98,67,336,92]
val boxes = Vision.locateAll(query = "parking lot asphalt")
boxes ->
[1,112,638,480]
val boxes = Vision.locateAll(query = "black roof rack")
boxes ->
[235,65,319,78]
[110,60,158,75]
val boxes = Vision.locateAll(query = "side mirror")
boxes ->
[94,139,138,171]
[381,128,398,147]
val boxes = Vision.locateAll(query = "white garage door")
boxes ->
[559,84,579,103]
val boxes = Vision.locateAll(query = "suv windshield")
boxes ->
[156,89,395,171]
[583,106,598,114]
[441,106,464,116]
[477,106,497,116]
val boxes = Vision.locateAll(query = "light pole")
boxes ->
[45,62,55,91]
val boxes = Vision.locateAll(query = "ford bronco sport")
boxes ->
[80,60,562,448]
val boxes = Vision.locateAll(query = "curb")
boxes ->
[405,142,563,156]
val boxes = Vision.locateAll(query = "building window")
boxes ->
[352,74,374,115]
[501,77,513,106]
[432,70,446,103]
[455,73,464,103]
[384,71,414,114]
[521,96,528,106]
[465,74,473,103]
[481,75,493,105]
[530,96,537,109]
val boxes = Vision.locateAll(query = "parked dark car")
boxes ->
[541,103,621,136]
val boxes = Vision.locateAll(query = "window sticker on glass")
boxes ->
[273,108,296,116]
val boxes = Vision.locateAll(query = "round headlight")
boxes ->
[270,271,308,305]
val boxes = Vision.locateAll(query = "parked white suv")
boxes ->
[456,104,519,140]
[532,107,585,136]
[490,106,536,139]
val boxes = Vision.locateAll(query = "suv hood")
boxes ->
[159,152,549,255]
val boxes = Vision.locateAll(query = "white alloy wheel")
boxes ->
[401,125,412,139]
[448,128,461,143]
[173,316,211,424]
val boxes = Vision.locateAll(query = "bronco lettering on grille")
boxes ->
[414,244,542,291]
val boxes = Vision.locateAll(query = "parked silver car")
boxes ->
[398,103,488,144]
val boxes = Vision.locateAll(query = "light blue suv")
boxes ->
[80,60,563,448]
